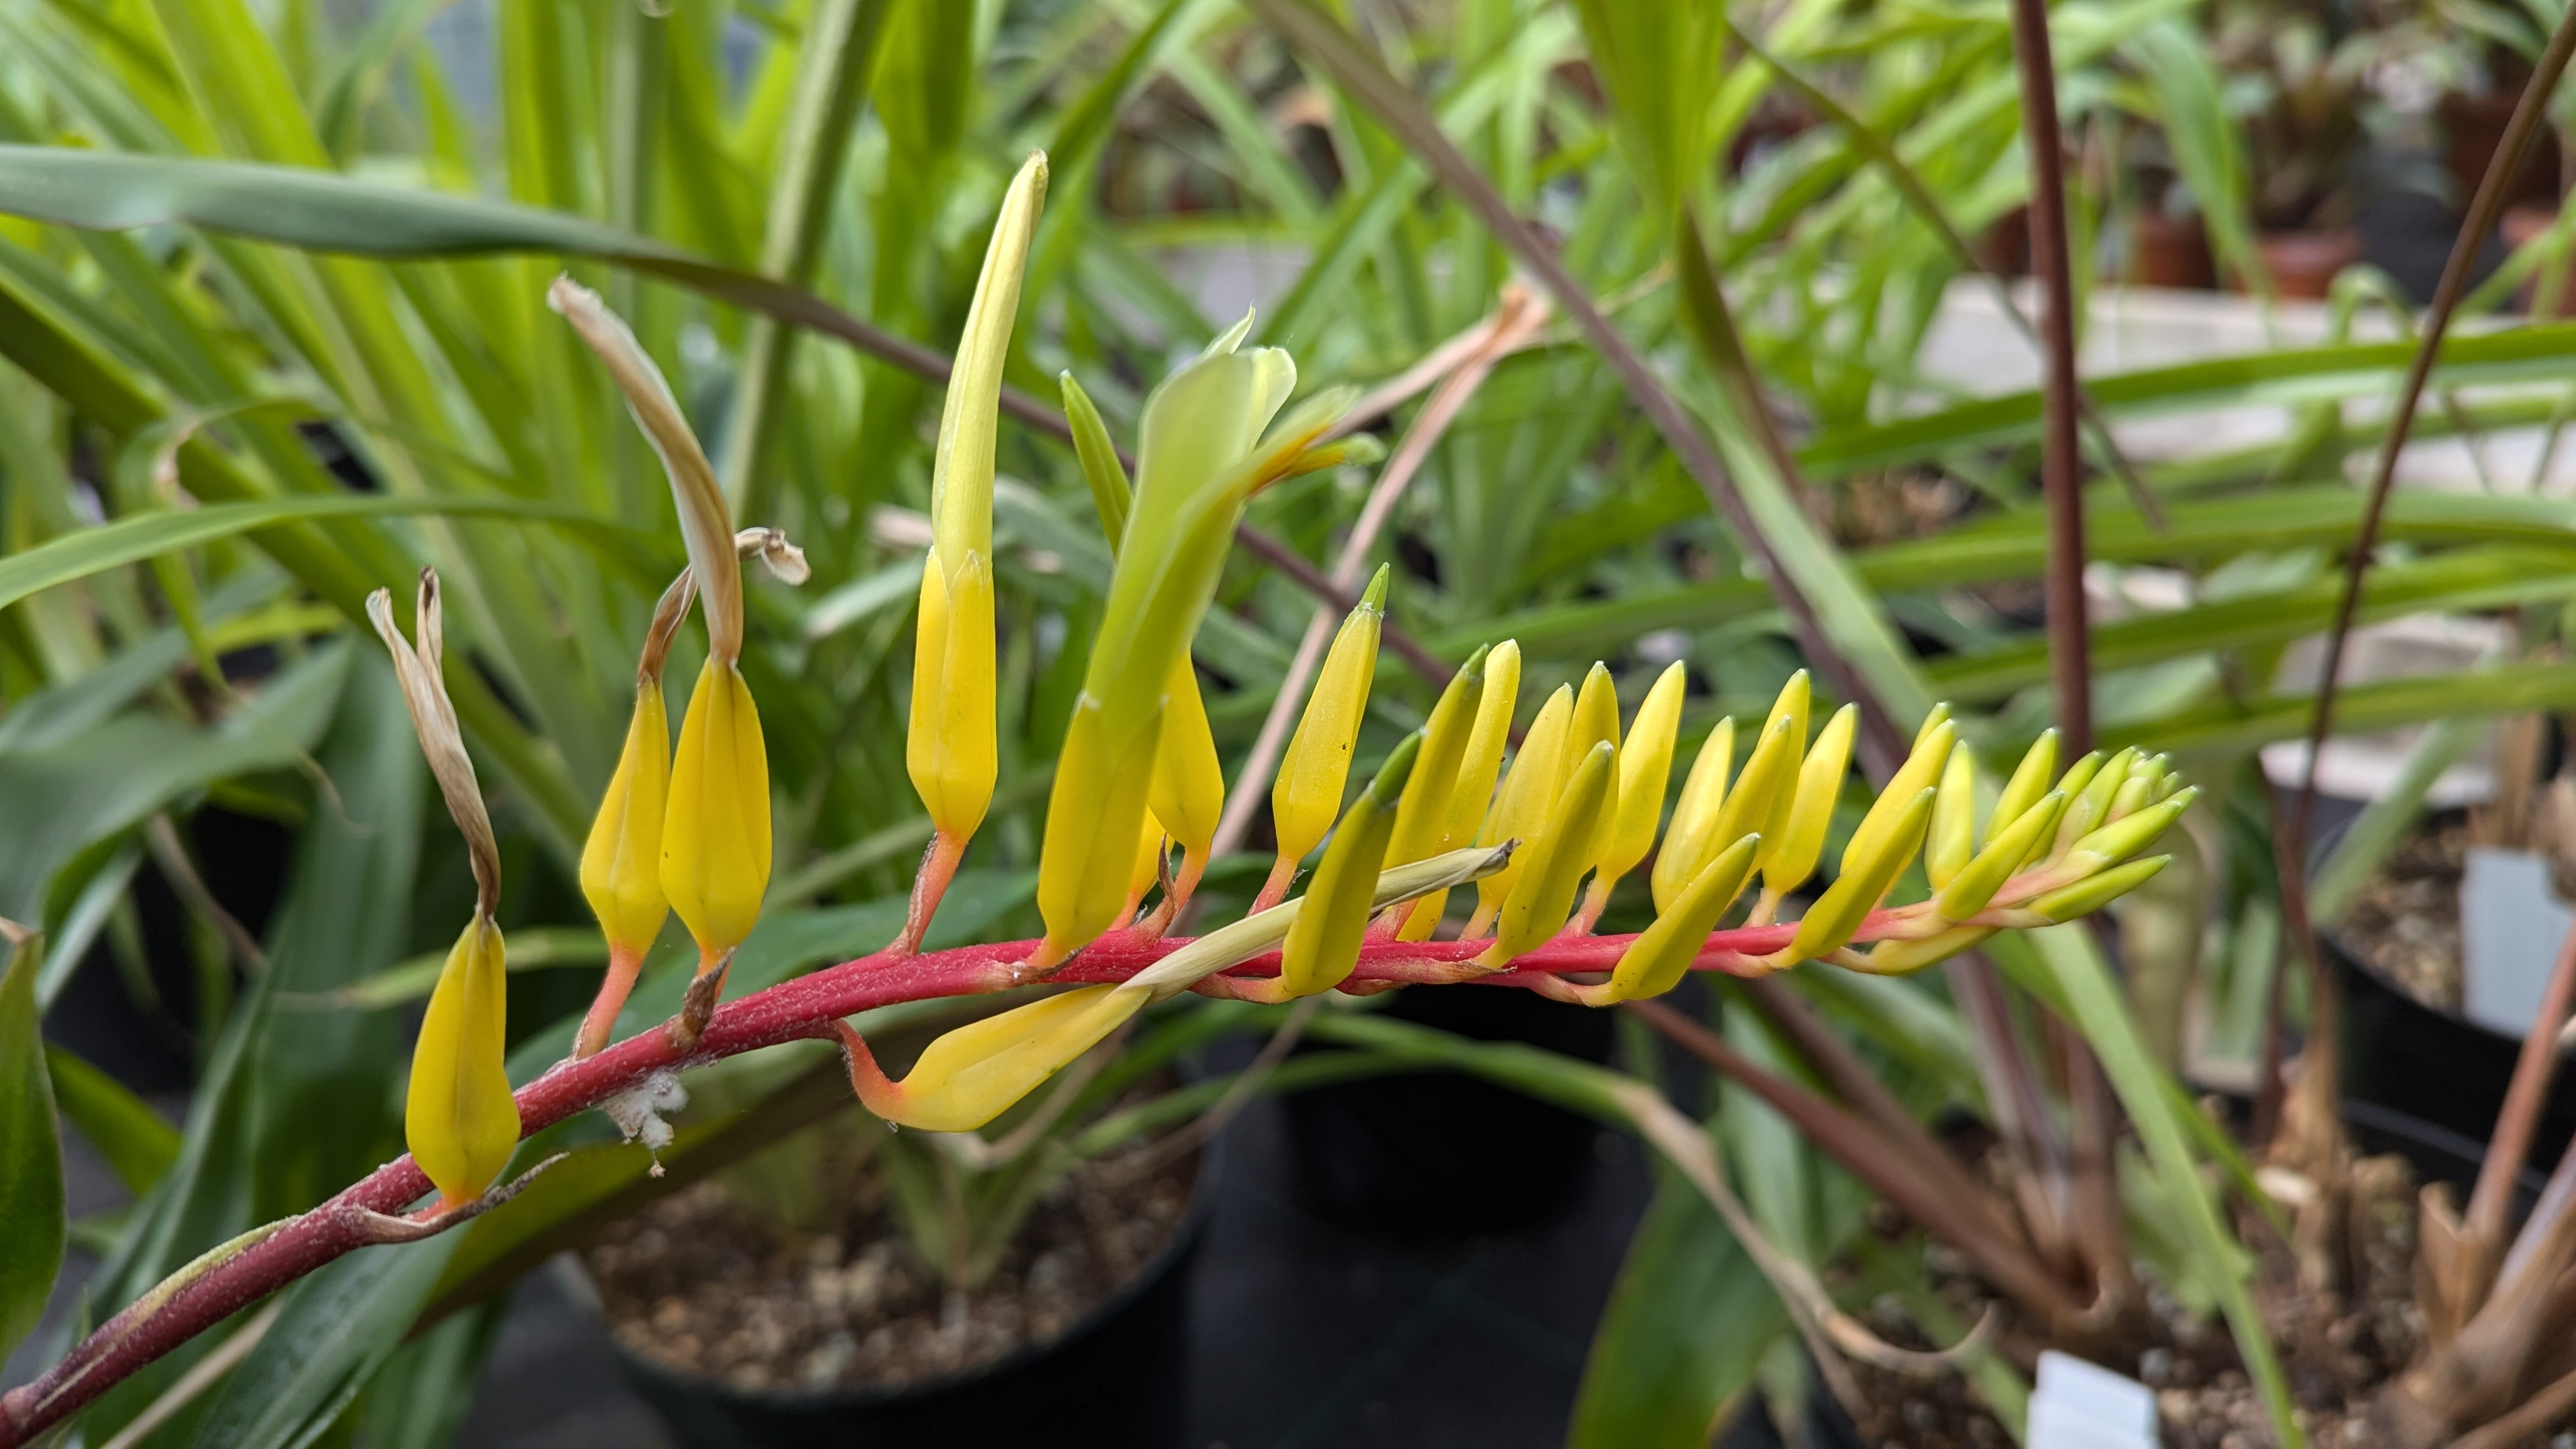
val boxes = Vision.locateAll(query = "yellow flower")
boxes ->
[574,573,690,1059]
[663,657,772,962]
[407,916,519,1207]
[1400,639,1520,940]
[369,573,519,1209]
[1756,703,1857,911]
[1271,565,1390,871]
[1609,833,1761,1002]
[908,152,1048,850]
[1470,682,1573,930]
[1483,740,1615,965]
[1652,716,1734,913]
[1277,733,1417,997]
[1593,661,1687,895]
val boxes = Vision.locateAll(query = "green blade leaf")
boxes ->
[44,1045,180,1197]
[0,928,64,1363]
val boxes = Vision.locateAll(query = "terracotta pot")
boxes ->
[2129,210,2214,289]
[2257,227,2363,300]
[2440,90,2560,214]
[2504,203,2576,318]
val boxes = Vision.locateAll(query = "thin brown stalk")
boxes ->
[2005,0,2090,757]
[1243,0,1904,763]
[1949,955,2083,1275]
[1624,999,2087,1325]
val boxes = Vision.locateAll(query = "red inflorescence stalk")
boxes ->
[0,907,1925,1446]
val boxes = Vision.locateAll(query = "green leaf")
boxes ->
[0,493,647,618]
[192,1234,466,1449]
[0,927,64,1363]
[1572,1166,1789,1448]
[44,1045,180,1196]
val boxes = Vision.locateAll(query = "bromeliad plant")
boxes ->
[0,176,2191,1449]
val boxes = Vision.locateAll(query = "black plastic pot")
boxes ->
[2324,931,2576,1177]
[574,1149,1213,1449]
[1281,983,1616,1236]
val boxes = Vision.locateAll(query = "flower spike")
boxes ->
[369,572,518,1211]
[901,152,1048,951]
[1778,786,1936,967]
[1268,565,1390,889]
[1278,733,1419,997]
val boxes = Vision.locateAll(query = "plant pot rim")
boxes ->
[558,1137,1219,1412]
[2318,921,2501,1042]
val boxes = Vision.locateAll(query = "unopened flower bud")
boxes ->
[1273,565,1390,869]
[1610,833,1759,1002]
[1278,734,1417,997]
[1483,740,1615,964]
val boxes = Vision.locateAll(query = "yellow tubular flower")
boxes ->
[663,657,772,960]
[1924,746,1979,893]
[1150,656,1225,885]
[908,152,1048,848]
[1609,833,1760,1002]
[1784,786,1935,964]
[2026,857,2170,923]
[1386,647,1489,870]
[408,916,518,1206]
[1597,662,1687,889]
[1759,703,1857,903]
[1272,565,1391,870]
[1652,717,1735,913]
[1567,662,1623,865]
[1471,684,1574,928]
[1278,735,1418,997]
[1842,718,1955,876]
[574,575,689,1058]
[1707,714,1796,884]
[1745,672,1812,878]
[369,574,519,1208]
[1402,641,1521,940]
[846,985,1147,1134]
[1484,740,1616,964]
[1935,791,2067,921]
[1991,729,2060,831]
[1037,319,1324,965]
[1864,924,1998,976]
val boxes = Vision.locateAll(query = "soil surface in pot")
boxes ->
[581,1149,1195,1397]
[1832,1149,2517,1446]
[2338,817,2473,1012]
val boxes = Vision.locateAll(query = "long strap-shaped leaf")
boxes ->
[0,496,645,617]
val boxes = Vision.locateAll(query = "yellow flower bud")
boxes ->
[1784,786,1934,964]
[850,984,1148,1134]
[1399,641,1521,940]
[1924,746,1978,893]
[1148,658,1225,881]
[1472,684,1574,926]
[1609,832,1760,1002]
[369,574,518,1207]
[2025,856,2170,924]
[1386,646,1489,870]
[663,657,772,961]
[1272,565,1390,869]
[1708,714,1795,882]
[406,916,519,1208]
[1278,734,1417,997]
[576,675,670,1059]
[1843,717,1954,877]
[1596,661,1686,891]
[1652,716,1735,914]
[1567,662,1623,864]
[907,153,1046,848]
[1991,729,2059,836]
[1761,703,1857,903]
[1936,791,2066,921]
[906,549,997,842]
[1862,924,1998,976]
[1484,740,1616,965]
[2063,789,2197,876]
